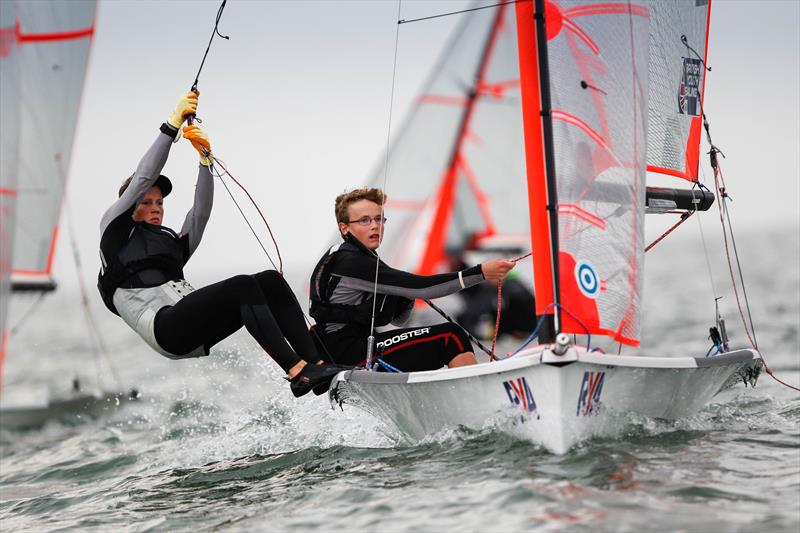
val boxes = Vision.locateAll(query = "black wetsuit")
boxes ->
[98,123,320,372]
[309,234,485,371]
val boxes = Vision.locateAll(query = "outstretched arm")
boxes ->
[179,125,214,257]
[334,255,515,300]
[99,92,199,234]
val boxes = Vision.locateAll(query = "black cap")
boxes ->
[118,174,173,198]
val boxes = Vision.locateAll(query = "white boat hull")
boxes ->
[329,347,761,454]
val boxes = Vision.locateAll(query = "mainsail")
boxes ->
[368,1,649,346]
[368,2,528,275]
[0,0,96,386]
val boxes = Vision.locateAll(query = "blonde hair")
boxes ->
[334,188,386,224]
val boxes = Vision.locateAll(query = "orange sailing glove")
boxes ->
[183,125,213,166]
[167,91,199,129]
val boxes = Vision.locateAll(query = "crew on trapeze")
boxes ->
[97,92,345,397]
[309,187,516,371]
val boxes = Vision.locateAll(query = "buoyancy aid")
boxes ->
[98,223,187,316]
[309,235,413,328]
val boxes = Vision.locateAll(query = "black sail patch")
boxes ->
[678,57,702,116]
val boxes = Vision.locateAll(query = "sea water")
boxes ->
[1,225,798,532]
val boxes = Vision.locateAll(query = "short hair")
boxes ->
[335,188,386,224]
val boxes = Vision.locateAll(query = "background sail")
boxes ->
[11,0,96,289]
[368,2,528,275]
[0,0,20,378]
[647,0,710,181]
[517,0,650,346]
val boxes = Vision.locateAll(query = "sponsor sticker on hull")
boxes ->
[503,376,539,422]
[576,371,605,416]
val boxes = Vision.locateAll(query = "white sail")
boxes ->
[0,0,21,374]
[11,0,96,290]
[647,0,710,181]
[0,0,96,396]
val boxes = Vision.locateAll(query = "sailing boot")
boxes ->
[290,362,349,398]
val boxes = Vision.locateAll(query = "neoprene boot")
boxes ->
[290,362,348,397]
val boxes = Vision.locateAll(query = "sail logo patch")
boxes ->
[503,376,540,420]
[575,261,599,298]
[576,371,605,416]
[678,57,702,116]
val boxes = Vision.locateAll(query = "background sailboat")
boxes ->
[0,0,135,430]
[329,0,762,453]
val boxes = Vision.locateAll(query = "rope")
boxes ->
[365,0,403,370]
[210,156,283,273]
[190,0,229,93]
[684,26,796,391]
[645,211,694,253]
[65,201,123,390]
[489,251,532,360]
[398,0,523,25]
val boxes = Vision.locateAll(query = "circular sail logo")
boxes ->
[575,261,599,298]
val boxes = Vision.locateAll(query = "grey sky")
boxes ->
[54,0,799,291]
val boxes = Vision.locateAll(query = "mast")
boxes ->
[515,0,561,342]
[416,3,507,275]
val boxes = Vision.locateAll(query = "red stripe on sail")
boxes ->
[558,204,606,230]
[552,110,613,153]
[564,4,650,19]
[417,4,507,275]
[563,19,600,54]
[459,155,497,240]
[11,269,52,276]
[12,226,60,276]
[646,164,691,180]
[417,164,459,275]
[43,224,60,275]
[0,188,17,196]
[16,23,94,43]
[516,0,555,318]
[417,94,468,107]
[684,0,712,181]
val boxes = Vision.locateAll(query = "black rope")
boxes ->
[398,0,524,25]
[423,299,495,359]
[682,36,760,351]
[191,0,230,92]
[210,158,281,272]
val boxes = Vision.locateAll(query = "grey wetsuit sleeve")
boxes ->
[179,164,214,257]
[99,128,176,234]
[337,262,485,300]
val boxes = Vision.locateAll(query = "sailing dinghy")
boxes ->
[327,0,762,454]
[0,0,135,430]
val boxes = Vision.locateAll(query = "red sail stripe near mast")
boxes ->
[515,0,555,319]
[417,3,508,276]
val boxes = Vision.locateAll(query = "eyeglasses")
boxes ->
[347,215,387,226]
